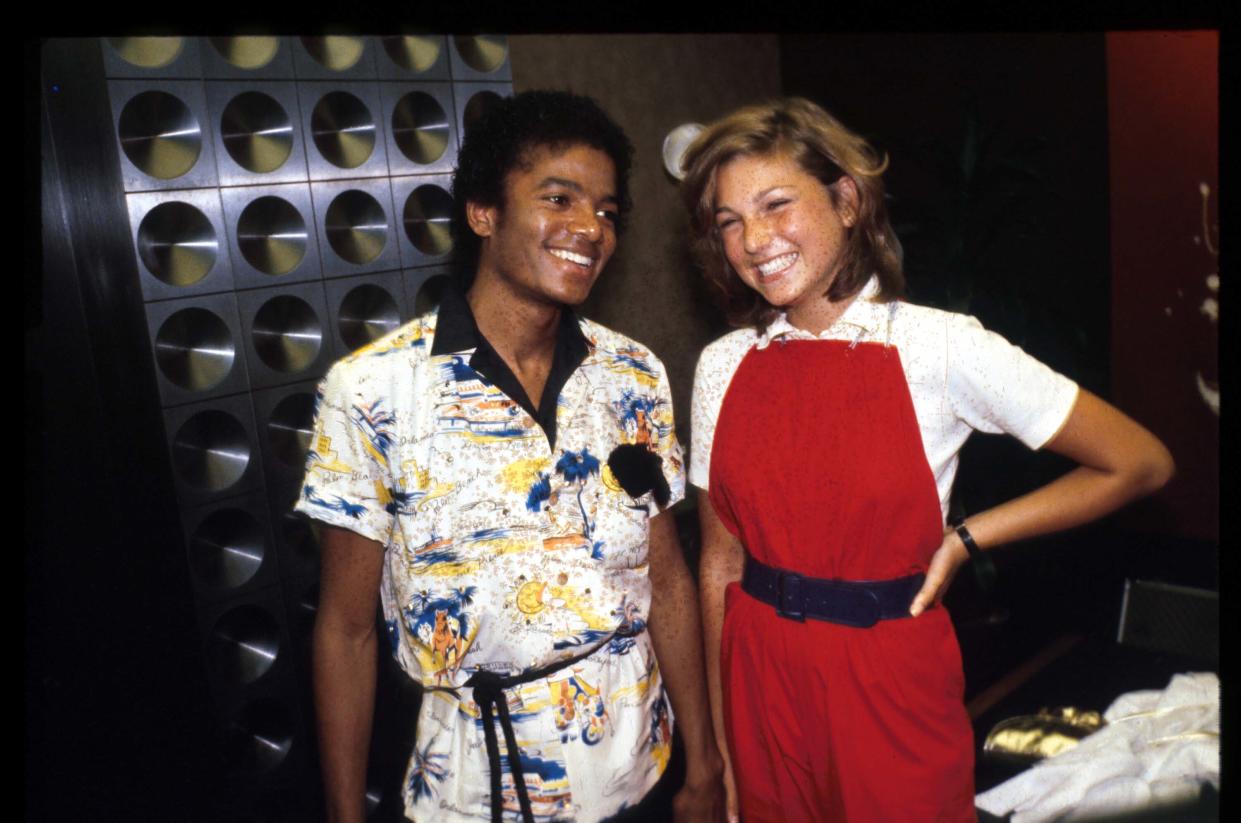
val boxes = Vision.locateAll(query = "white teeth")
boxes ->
[550,249,593,266]
[757,252,797,276]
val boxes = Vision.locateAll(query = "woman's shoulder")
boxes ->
[689,332,754,399]
[699,327,759,362]
[890,299,995,348]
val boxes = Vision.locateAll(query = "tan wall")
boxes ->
[509,34,782,445]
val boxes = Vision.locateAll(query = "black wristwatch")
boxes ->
[952,518,997,592]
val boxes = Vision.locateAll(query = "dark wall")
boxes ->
[781,34,1115,512]
[1106,31,1218,544]
[782,33,1112,392]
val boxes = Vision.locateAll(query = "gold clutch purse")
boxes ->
[983,706,1106,764]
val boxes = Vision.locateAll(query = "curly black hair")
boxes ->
[450,90,634,287]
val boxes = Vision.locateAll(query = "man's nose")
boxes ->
[570,206,604,242]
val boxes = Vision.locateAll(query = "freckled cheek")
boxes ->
[722,236,748,274]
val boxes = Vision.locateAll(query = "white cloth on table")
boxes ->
[975,672,1219,822]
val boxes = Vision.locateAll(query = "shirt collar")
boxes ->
[429,283,590,360]
[756,275,887,350]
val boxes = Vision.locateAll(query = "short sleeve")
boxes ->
[946,314,1080,450]
[648,357,686,516]
[688,333,753,490]
[293,361,396,544]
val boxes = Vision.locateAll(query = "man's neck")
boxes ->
[466,270,563,399]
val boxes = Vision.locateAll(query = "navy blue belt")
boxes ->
[741,555,924,628]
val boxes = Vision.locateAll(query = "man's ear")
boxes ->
[465,200,498,238]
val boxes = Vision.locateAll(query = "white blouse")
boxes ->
[690,277,1080,524]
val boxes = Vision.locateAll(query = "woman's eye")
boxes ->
[716,218,738,231]
[766,198,790,210]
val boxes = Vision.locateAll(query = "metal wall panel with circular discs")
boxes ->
[181,489,281,603]
[298,80,391,181]
[199,36,295,80]
[101,34,512,810]
[375,34,451,81]
[143,291,251,405]
[380,82,458,176]
[219,182,323,289]
[452,81,513,150]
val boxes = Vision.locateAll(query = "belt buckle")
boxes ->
[776,571,805,622]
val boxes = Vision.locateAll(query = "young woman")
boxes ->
[682,98,1174,822]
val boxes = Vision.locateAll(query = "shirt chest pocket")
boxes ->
[588,481,652,570]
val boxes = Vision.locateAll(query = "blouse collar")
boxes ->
[755,276,889,350]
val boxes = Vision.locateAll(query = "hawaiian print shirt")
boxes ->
[296,289,685,822]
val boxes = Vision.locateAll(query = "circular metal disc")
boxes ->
[267,391,316,468]
[295,579,319,641]
[462,90,502,138]
[380,35,440,73]
[155,307,235,390]
[137,201,218,286]
[324,190,388,263]
[391,91,448,165]
[300,35,364,71]
[311,91,375,169]
[208,36,279,69]
[209,604,280,684]
[237,196,307,275]
[453,35,507,73]
[413,275,449,315]
[172,410,250,491]
[403,185,454,256]
[220,91,293,174]
[339,284,401,351]
[252,295,322,373]
[107,37,184,68]
[190,508,265,589]
[282,513,319,568]
[224,699,293,774]
[118,90,202,180]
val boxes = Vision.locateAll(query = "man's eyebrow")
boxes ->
[536,176,583,192]
[536,177,618,204]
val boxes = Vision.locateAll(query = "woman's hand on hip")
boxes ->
[909,530,970,617]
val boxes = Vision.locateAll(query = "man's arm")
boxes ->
[313,524,386,823]
[647,509,725,822]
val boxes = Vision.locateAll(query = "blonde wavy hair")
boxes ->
[681,98,904,328]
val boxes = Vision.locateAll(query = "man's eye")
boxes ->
[546,194,570,206]
[596,209,619,224]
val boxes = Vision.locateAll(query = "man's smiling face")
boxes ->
[471,142,619,308]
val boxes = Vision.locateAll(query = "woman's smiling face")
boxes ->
[713,151,857,324]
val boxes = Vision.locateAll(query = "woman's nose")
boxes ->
[743,217,771,253]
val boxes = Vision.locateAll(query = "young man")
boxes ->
[298,91,724,823]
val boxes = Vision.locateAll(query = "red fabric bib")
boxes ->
[709,339,976,823]
[710,340,943,579]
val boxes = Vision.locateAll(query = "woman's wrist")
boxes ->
[951,520,983,562]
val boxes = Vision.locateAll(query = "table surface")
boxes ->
[971,633,1218,821]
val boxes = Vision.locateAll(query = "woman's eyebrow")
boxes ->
[715,185,789,216]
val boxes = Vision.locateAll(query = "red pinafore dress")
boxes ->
[709,337,976,822]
